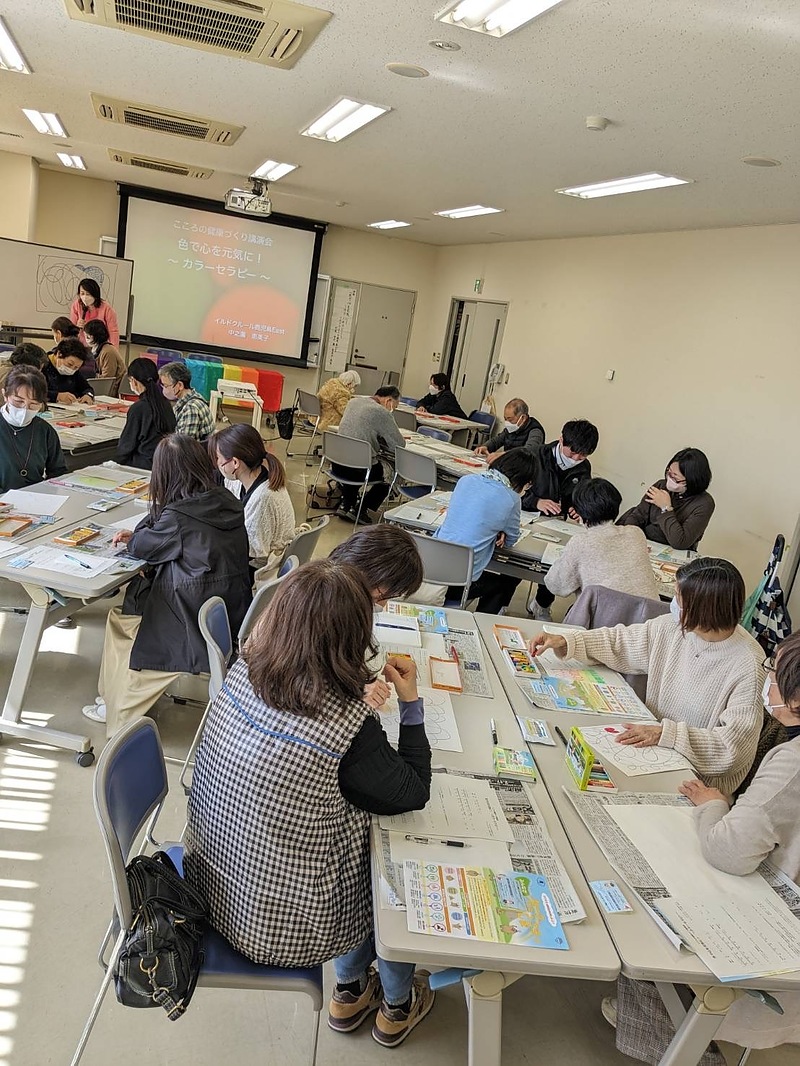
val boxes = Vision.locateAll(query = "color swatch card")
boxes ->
[404,863,569,949]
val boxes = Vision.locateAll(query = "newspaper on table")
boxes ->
[447,625,493,698]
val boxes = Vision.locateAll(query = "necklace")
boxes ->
[5,421,37,477]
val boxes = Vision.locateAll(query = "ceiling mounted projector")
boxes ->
[224,176,272,216]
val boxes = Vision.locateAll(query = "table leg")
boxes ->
[657,985,737,1066]
[0,585,94,756]
[462,971,524,1066]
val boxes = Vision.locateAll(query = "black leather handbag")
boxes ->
[114,851,208,1020]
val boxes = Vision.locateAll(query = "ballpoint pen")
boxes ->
[64,553,92,570]
[404,835,468,848]
[490,717,498,745]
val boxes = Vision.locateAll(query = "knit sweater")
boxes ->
[317,377,353,432]
[563,614,764,793]
[226,475,295,567]
[618,480,715,551]
[338,395,406,461]
[544,522,660,601]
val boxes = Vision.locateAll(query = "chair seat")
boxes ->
[399,484,435,500]
[166,845,324,1006]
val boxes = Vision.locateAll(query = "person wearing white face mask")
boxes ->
[529,557,765,795]
[619,447,714,551]
[415,374,467,419]
[69,277,120,348]
[43,338,95,404]
[474,398,544,460]
[0,368,67,492]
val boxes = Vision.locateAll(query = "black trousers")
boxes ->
[447,571,520,614]
[332,461,389,513]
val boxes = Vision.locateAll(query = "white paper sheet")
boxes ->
[380,774,514,842]
[6,544,119,578]
[0,490,69,516]
[541,542,567,566]
[579,724,694,776]
[535,518,581,537]
[378,687,462,752]
[374,612,421,647]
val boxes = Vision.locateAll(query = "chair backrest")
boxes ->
[87,376,116,396]
[278,553,300,578]
[0,344,15,354]
[93,718,168,928]
[280,516,330,568]
[394,409,417,431]
[239,557,299,644]
[198,596,233,701]
[409,533,474,589]
[394,446,437,489]
[322,431,373,471]
[297,389,321,418]
[145,347,183,361]
[417,426,451,443]
[468,410,495,431]
[400,395,417,406]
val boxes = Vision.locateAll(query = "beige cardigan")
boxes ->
[317,378,353,432]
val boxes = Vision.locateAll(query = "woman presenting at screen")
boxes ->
[70,278,120,348]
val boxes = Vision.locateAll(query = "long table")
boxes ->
[371,608,619,1066]
[0,465,149,765]
[475,613,800,1065]
[397,403,489,446]
[400,433,489,481]
[45,400,132,470]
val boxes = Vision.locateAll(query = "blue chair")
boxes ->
[0,343,15,353]
[417,425,452,443]
[145,347,183,361]
[400,395,418,407]
[71,718,322,1066]
[468,410,494,434]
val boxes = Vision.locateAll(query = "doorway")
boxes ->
[443,299,508,415]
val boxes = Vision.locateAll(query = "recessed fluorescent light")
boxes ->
[435,205,504,218]
[56,153,86,171]
[556,173,692,199]
[368,220,412,230]
[23,109,67,136]
[0,17,30,73]
[437,0,566,38]
[251,159,297,181]
[301,98,390,142]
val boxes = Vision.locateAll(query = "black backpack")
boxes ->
[276,405,296,440]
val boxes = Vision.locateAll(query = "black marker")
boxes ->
[554,726,569,747]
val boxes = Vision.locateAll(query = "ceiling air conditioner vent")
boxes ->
[92,94,243,145]
[65,0,332,69]
[109,149,213,178]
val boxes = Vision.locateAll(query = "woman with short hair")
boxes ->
[0,343,46,390]
[530,557,765,793]
[317,369,361,432]
[618,447,714,551]
[0,368,67,491]
[43,338,94,404]
[184,560,435,1048]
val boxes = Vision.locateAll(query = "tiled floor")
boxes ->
[0,443,794,1064]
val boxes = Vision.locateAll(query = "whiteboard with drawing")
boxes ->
[0,237,134,332]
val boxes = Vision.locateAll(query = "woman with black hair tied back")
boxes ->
[116,357,176,470]
[618,447,714,551]
[83,319,126,392]
[70,277,120,347]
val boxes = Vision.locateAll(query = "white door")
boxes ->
[446,300,507,415]
[351,284,416,384]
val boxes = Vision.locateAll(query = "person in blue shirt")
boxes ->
[436,448,537,613]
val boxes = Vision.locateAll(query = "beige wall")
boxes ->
[0,152,39,241]
[408,225,800,585]
[34,169,119,252]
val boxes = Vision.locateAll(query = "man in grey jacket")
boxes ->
[334,386,406,522]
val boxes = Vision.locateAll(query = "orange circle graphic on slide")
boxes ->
[202,284,300,351]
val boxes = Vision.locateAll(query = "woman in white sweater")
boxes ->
[530,557,764,794]
[604,630,800,1064]
[544,477,659,602]
[212,424,295,577]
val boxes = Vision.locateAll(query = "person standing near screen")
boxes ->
[70,278,120,348]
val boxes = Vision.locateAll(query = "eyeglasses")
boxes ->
[762,655,776,672]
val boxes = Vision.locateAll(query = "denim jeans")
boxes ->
[333,933,415,1005]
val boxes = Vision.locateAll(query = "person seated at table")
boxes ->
[618,447,714,551]
[604,628,800,1065]
[335,385,406,523]
[317,369,361,432]
[81,433,251,734]
[158,361,214,441]
[475,398,544,459]
[83,319,126,392]
[530,557,764,794]
[43,338,95,404]
[0,368,67,492]
[0,343,46,390]
[70,276,120,348]
[435,447,538,614]
[211,423,295,579]
[521,418,599,621]
[183,560,435,1048]
[544,477,660,602]
[415,373,466,419]
[116,357,176,470]
[49,316,80,350]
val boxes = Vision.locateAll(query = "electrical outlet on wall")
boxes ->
[432,351,441,363]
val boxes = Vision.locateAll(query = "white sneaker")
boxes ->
[82,701,106,723]
[527,602,552,622]
[601,995,618,1028]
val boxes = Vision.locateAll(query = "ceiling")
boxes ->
[1,0,799,245]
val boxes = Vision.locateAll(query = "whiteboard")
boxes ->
[0,237,134,332]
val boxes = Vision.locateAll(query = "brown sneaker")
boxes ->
[328,967,382,1033]
[372,971,435,1048]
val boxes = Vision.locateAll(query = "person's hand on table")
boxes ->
[383,655,418,702]
[57,391,78,404]
[364,678,392,710]
[679,779,729,807]
[415,406,426,414]
[474,445,489,456]
[528,633,568,658]
[646,486,672,511]
[616,723,663,747]
[112,530,132,547]
[537,498,561,515]
[495,531,506,549]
